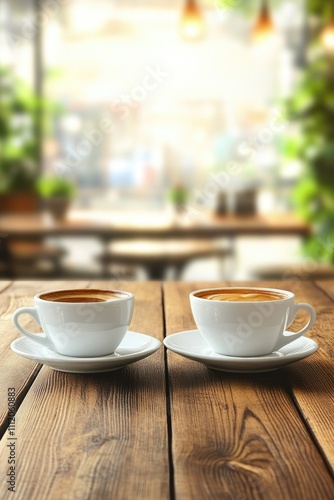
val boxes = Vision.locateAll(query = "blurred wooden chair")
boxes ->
[4,241,66,278]
[98,239,234,280]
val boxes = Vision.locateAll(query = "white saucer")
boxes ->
[163,330,318,373]
[11,331,161,373]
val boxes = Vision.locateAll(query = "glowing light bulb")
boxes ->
[180,0,205,41]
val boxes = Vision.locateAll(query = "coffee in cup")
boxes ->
[13,288,134,357]
[196,289,286,302]
[190,287,316,357]
[40,289,126,303]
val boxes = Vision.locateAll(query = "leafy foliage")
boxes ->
[36,176,75,198]
[0,67,62,193]
[0,67,42,192]
[286,54,334,262]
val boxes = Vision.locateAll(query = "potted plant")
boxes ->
[167,184,189,214]
[0,66,42,213]
[36,176,75,220]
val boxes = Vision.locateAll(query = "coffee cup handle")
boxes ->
[12,307,54,350]
[274,303,316,351]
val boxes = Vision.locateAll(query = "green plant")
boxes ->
[0,67,42,193]
[286,52,334,262]
[168,184,188,206]
[0,66,61,194]
[36,176,75,198]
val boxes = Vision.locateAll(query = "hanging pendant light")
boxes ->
[252,0,275,44]
[180,0,205,41]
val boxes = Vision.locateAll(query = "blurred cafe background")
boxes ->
[1,0,334,281]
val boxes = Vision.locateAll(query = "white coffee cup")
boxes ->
[190,287,316,357]
[13,288,134,357]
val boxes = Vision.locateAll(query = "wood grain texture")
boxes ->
[0,281,11,293]
[164,281,334,500]
[1,280,334,500]
[232,280,334,474]
[283,280,334,474]
[0,281,89,436]
[0,281,168,500]
[316,280,334,300]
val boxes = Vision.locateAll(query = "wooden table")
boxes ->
[0,280,333,499]
[0,210,310,239]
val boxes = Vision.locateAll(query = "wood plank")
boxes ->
[315,279,334,300]
[0,281,168,500]
[232,280,334,474]
[164,281,334,500]
[0,281,12,293]
[0,281,90,436]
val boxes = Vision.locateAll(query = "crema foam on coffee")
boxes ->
[40,289,125,303]
[196,289,286,302]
